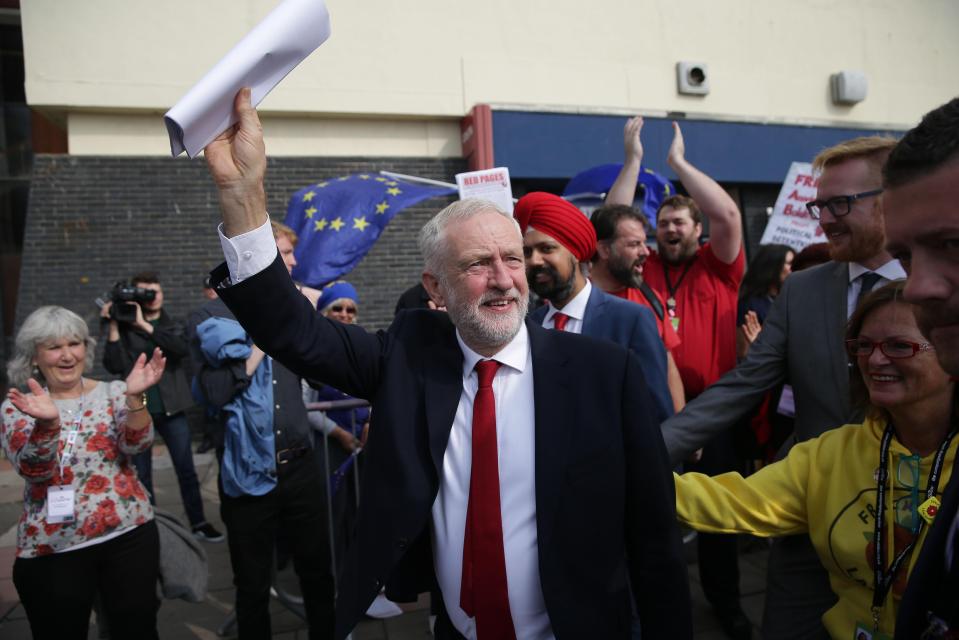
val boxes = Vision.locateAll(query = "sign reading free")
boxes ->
[760,162,826,251]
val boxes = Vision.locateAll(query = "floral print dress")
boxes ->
[1,380,154,558]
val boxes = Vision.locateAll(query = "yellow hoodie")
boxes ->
[675,416,958,639]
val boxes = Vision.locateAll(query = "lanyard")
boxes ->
[871,422,957,629]
[662,256,696,316]
[51,378,85,484]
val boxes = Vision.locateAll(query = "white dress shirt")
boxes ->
[218,218,553,639]
[846,259,906,318]
[540,280,591,334]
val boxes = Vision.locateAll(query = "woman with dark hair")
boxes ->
[736,243,795,354]
[675,280,958,638]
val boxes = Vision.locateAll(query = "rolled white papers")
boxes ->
[164,0,331,158]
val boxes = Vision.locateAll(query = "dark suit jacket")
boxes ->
[531,285,672,425]
[214,256,691,640]
[896,467,959,637]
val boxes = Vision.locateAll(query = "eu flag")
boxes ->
[284,174,456,287]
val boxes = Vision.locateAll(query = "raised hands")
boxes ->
[7,380,60,424]
[204,87,268,237]
[623,116,645,166]
[125,348,167,397]
[667,121,686,167]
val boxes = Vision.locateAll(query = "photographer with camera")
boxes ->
[102,272,223,543]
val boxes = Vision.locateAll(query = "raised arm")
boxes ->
[204,87,268,238]
[605,116,645,207]
[667,122,742,264]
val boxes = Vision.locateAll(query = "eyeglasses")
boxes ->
[805,189,883,220]
[845,338,934,359]
[331,305,357,314]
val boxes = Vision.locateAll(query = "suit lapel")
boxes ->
[424,322,465,477]
[580,284,605,334]
[527,320,574,552]
[823,262,852,403]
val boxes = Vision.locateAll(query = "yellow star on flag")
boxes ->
[302,191,316,202]
[359,174,370,180]
[314,218,328,232]
[330,217,345,231]
[386,187,402,196]
[353,216,370,231]
[317,182,329,188]
[374,177,387,182]
[375,201,390,214]
[305,207,317,219]
[337,176,349,182]
[385,180,398,186]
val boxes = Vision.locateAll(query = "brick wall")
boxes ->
[16,154,465,375]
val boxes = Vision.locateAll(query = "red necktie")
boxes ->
[460,359,515,639]
[552,311,570,331]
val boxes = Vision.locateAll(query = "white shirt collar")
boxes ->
[847,259,907,283]
[543,280,591,325]
[456,322,530,377]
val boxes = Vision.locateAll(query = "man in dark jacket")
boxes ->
[102,271,223,542]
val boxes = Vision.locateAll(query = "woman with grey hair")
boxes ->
[2,305,166,639]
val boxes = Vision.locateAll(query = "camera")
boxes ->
[107,282,156,323]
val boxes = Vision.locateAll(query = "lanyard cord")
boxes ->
[662,256,696,314]
[872,422,957,625]
[49,377,85,482]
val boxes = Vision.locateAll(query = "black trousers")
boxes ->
[13,521,160,640]
[219,453,336,640]
[689,428,743,613]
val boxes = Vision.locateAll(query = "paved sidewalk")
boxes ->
[0,445,768,639]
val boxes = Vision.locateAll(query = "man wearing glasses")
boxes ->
[661,136,904,639]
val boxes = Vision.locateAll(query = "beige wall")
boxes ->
[22,0,959,155]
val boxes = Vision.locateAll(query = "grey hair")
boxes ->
[418,198,520,277]
[6,306,96,386]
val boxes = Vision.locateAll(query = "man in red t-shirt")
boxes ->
[607,117,747,639]
[590,203,685,412]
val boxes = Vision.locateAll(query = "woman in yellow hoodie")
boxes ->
[675,280,957,639]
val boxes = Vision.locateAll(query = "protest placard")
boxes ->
[455,167,514,214]
[759,161,826,250]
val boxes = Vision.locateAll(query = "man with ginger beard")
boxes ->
[657,135,904,639]
[515,191,673,426]
[884,97,959,639]
[201,88,691,640]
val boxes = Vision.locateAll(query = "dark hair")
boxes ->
[131,271,160,286]
[884,97,959,189]
[656,194,702,225]
[846,280,956,421]
[738,244,793,303]
[591,204,649,240]
[791,242,831,272]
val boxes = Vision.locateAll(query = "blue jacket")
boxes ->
[195,317,277,497]
[531,285,673,425]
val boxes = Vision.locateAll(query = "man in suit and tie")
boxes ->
[885,97,959,639]
[660,135,904,638]
[514,191,673,425]
[203,88,692,640]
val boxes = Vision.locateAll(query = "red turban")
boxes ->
[514,192,597,262]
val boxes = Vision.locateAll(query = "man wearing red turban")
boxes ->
[515,191,674,427]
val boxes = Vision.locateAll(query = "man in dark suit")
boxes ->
[660,135,904,638]
[203,88,691,640]
[885,97,959,639]
[514,191,673,425]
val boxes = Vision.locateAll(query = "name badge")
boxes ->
[853,621,892,640]
[47,486,76,523]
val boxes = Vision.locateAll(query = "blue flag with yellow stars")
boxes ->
[284,174,456,286]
